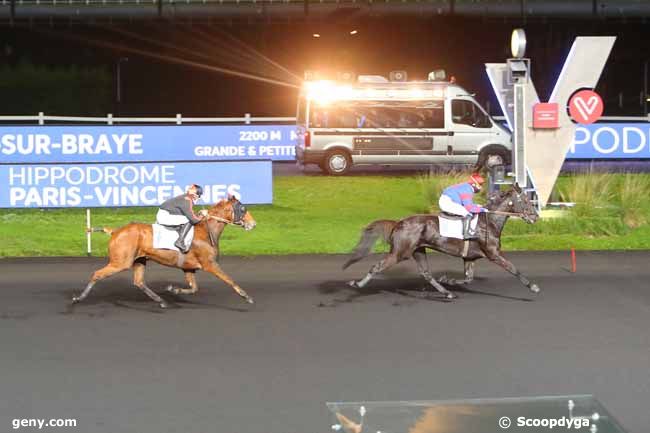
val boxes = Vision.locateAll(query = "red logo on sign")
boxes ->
[568,90,604,124]
[533,103,559,129]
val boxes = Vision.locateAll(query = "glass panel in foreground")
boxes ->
[327,395,627,433]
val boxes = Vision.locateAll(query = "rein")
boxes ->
[488,210,526,217]
[204,215,232,248]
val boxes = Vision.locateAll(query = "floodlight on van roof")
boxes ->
[358,75,389,83]
[337,71,356,82]
[389,70,408,82]
[304,70,321,81]
[305,80,355,105]
[428,69,447,82]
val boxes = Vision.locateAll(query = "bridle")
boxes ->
[202,201,248,247]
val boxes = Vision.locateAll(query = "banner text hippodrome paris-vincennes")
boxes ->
[0,125,293,208]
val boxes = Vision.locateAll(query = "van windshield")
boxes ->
[308,101,444,129]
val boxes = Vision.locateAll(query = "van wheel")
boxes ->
[476,148,508,171]
[323,150,352,175]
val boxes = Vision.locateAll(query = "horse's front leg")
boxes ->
[167,271,199,295]
[203,263,254,304]
[487,253,540,293]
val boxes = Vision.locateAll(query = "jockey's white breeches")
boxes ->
[156,209,190,226]
[439,195,471,217]
[439,195,478,230]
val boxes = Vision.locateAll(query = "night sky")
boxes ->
[1,17,649,117]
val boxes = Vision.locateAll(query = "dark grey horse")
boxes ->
[343,184,540,299]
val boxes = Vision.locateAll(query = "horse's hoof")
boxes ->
[71,297,80,304]
[445,292,457,299]
[159,302,169,309]
[347,280,359,289]
[438,275,448,284]
[530,284,541,293]
[245,296,254,304]
[166,285,178,294]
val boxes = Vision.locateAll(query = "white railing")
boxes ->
[0,113,296,125]
[491,115,650,122]
[1,113,649,125]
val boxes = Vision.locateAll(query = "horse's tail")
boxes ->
[342,219,397,270]
[89,227,113,235]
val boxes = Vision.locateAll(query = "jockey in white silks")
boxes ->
[156,184,208,253]
[438,173,487,239]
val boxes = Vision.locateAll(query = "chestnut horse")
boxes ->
[72,196,256,308]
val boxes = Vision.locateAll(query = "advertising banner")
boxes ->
[0,125,298,163]
[0,160,273,208]
[569,123,650,159]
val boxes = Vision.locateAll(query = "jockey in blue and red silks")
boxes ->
[438,173,487,238]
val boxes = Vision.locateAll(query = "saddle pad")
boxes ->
[438,216,464,239]
[152,224,194,252]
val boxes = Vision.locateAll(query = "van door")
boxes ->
[449,99,494,161]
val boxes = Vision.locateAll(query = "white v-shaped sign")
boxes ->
[486,36,615,207]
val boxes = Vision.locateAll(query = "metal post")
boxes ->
[643,59,648,117]
[513,82,527,188]
[86,208,92,257]
[116,57,128,116]
[116,62,121,104]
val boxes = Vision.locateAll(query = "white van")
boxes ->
[295,72,511,175]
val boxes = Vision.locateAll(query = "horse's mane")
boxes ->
[487,187,518,209]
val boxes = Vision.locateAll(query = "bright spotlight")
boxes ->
[313,33,321,38]
[350,30,358,35]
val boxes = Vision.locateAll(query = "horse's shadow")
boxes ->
[318,274,533,307]
[61,281,252,315]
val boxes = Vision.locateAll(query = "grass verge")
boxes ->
[1,174,649,257]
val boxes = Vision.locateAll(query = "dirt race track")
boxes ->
[0,251,648,433]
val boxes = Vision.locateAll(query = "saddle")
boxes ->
[440,212,466,221]
[152,224,194,252]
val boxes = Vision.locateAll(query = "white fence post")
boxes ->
[245,113,251,125]
[107,113,113,125]
[176,113,182,125]
[38,112,44,125]
[86,209,92,257]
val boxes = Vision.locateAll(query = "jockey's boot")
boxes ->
[174,223,192,253]
[463,215,478,240]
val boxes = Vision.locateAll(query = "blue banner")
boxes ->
[0,161,272,208]
[0,125,297,163]
[568,123,650,159]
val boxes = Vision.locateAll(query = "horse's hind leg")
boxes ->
[439,259,476,285]
[72,263,130,304]
[167,271,199,295]
[413,248,456,299]
[348,253,399,289]
[132,259,168,309]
